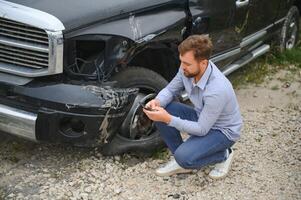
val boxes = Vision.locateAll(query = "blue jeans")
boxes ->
[155,102,235,169]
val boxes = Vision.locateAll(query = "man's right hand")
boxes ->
[145,99,160,110]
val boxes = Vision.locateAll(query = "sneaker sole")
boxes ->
[155,168,193,177]
[209,151,234,179]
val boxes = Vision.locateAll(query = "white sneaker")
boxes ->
[155,157,193,176]
[209,148,234,179]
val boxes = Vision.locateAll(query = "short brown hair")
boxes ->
[178,35,213,61]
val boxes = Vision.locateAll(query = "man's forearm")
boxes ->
[155,69,184,107]
[155,88,174,108]
[168,116,209,136]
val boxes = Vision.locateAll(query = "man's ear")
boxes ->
[199,59,208,68]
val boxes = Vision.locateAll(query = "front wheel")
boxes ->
[101,67,168,156]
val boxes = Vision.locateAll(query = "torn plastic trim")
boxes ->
[82,85,138,109]
[98,108,111,143]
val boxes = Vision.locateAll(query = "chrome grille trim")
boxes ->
[0,17,49,44]
[0,44,48,59]
[0,0,65,77]
[0,30,49,44]
[1,25,49,39]
[0,36,49,53]
[0,56,47,68]
[0,62,51,77]
[0,17,48,34]
[0,49,48,63]
[1,22,48,36]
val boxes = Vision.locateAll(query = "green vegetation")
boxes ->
[268,45,301,68]
[271,84,280,90]
[151,147,170,160]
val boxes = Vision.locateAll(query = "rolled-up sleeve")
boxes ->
[156,69,184,108]
[168,90,228,136]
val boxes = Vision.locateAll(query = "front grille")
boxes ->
[0,18,49,45]
[0,17,49,71]
[0,43,48,69]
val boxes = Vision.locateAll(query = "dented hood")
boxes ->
[6,0,180,32]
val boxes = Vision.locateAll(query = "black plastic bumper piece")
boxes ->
[0,83,138,146]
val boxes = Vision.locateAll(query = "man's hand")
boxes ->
[143,106,172,124]
[145,99,160,110]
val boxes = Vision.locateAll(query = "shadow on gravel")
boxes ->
[0,133,93,173]
[0,132,154,172]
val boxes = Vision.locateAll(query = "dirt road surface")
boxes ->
[0,66,300,200]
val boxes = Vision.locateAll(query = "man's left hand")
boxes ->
[143,106,172,124]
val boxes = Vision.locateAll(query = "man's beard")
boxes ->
[183,70,200,78]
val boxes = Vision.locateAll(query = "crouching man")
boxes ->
[143,35,243,179]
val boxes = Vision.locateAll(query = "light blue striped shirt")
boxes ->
[156,60,243,141]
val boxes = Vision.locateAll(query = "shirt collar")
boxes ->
[193,61,212,90]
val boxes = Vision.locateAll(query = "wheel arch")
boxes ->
[126,43,180,82]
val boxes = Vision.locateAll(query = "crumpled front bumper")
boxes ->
[0,83,138,146]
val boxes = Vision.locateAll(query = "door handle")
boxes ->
[236,0,249,8]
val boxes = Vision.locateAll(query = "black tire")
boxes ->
[279,6,300,52]
[101,67,168,156]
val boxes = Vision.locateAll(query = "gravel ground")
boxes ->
[0,67,300,200]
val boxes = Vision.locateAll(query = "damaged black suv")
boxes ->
[0,0,300,155]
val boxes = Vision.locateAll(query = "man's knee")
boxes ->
[174,148,195,169]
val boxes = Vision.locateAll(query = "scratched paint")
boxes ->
[129,14,143,41]
[82,85,138,109]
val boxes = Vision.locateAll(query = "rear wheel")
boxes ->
[101,67,168,156]
[279,6,300,52]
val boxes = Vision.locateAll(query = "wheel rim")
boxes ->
[119,89,157,140]
[286,20,298,49]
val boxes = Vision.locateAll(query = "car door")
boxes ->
[243,0,282,36]
[188,0,249,67]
